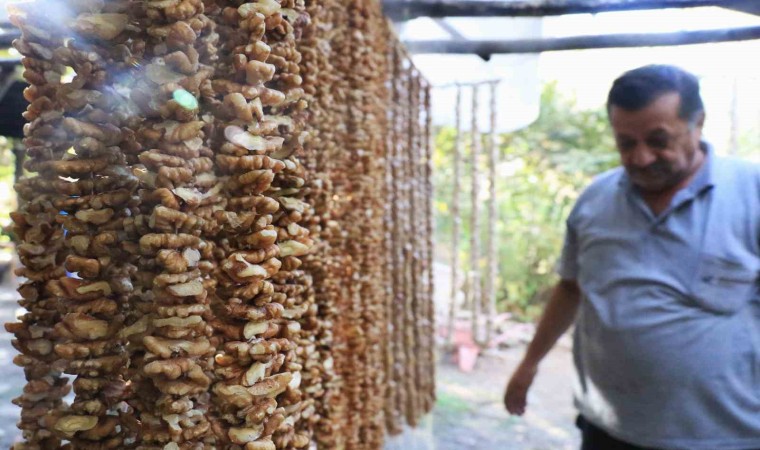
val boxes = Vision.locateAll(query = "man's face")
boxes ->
[610,92,704,193]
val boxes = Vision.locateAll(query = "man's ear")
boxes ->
[693,111,706,131]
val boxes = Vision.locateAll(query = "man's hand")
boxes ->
[504,361,538,416]
[503,279,580,416]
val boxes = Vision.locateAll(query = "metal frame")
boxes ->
[388,0,760,56]
[384,0,760,20]
[405,25,760,54]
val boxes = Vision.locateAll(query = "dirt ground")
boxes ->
[0,280,578,450]
[430,347,579,450]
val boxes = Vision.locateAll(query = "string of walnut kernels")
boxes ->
[382,29,401,438]
[126,0,220,447]
[398,54,417,431]
[446,86,463,346]
[343,1,390,447]
[313,0,351,448]
[469,84,481,344]
[484,81,498,347]
[293,0,339,447]
[203,2,311,450]
[7,3,78,448]
[422,82,436,414]
[387,44,408,438]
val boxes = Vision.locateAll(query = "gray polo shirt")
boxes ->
[558,144,760,450]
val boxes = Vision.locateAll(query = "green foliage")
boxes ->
[434,82,618,321]
[0,137,16,244]
[736,127,760,161]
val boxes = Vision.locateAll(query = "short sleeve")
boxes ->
[556,220,579,280]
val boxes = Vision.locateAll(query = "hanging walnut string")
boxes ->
[130,0,218,446]
[408,67,423,427]
[6,2,76,448]
[6,1,436,448]
[384,42,404,438]
[469,85,482,344]
[446,85,463,346]
[354,3,392,446]
[398,53,417,431]
[422,81,436,414]
[207,2,310,450]
[484,81,498,345]
[293,0,333,447]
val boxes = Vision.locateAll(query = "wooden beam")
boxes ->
[403,25,760,54]
[384,0,758,20]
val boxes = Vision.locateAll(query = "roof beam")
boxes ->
[0,27,19,47]
[384,0,759,20]
[433,18,493,60]
[433,18,466,40]
[723,3,760,15]
[404,25,760,54]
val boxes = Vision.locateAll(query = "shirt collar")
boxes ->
[617,141,716,194]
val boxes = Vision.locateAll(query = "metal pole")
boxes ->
[384,0,756,20]
[404,26,760,55]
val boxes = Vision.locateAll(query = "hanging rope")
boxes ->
[469,85,481,342]
[446,86,462,344]
[485,81,499,345]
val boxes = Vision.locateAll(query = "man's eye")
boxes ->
[646,136,669,150]
[617,139,636,151]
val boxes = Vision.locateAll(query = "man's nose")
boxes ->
[627,145,657,168]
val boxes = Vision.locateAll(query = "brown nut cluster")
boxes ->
[6,0,147,447]
[382,41,437,438]
[44,4,143,445]
[125,0,222,447]
[8,0,435,449]
[204,1,315,449]
[292,1,344,446]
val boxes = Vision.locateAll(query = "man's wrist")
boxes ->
[519,357,540,371]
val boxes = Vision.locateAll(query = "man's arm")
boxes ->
[504,278,581,415]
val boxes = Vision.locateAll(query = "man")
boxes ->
[503,65,760,450]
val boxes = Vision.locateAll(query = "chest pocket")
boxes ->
[689,254,758,314]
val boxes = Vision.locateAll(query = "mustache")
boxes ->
[628,160,672,178]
